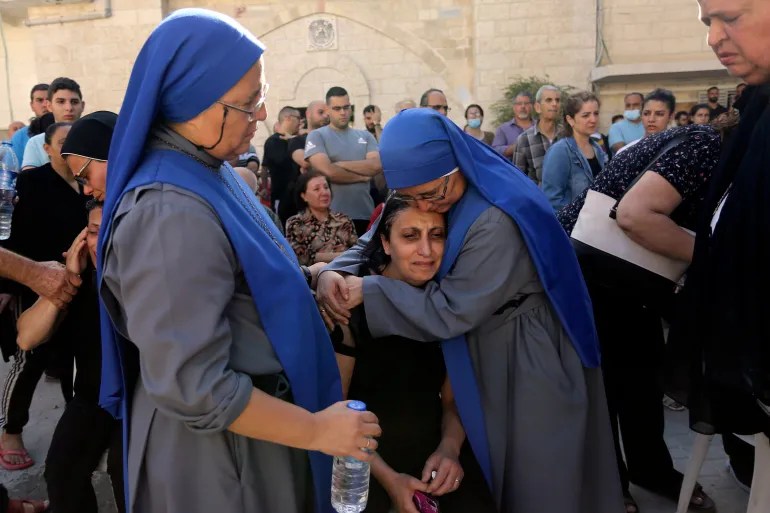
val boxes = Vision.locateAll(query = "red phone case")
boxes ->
[412,491,440,513]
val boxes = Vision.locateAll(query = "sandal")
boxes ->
[0,448,34,471]
[688,484,715,511]
[7,498,49,513]
[623,491,640,513]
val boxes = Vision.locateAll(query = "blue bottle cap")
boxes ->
[346,400,367,412]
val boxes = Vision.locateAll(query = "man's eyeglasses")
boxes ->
[330,105,352,112]
[217,83,270,122]
[391,169,458,203]
[428,105,450,113]
[73,158,93,187]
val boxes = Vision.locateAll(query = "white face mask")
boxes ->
[624,109,641,122]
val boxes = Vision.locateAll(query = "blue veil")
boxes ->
[98,9,340,512]
[379,109,601,485]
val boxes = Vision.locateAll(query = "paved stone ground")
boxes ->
[0,364,752,512]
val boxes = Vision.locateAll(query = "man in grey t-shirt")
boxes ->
[305,86,382,235]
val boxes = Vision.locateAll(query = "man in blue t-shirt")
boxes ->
[9,83,49,164]
[608,92,645,155]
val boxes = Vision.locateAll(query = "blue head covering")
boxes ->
[98,9,341,513]
[379,109,601,487]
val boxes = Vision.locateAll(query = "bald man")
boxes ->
[281,100,329,224]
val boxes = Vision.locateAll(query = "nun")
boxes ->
[317,109,623,513]
[97,9,379,513]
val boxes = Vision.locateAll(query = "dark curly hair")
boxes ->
[360,196,448,276]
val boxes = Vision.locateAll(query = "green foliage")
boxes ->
[490,76,578,127]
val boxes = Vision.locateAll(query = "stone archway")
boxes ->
[284,53,371,121]
[254,8,448,76]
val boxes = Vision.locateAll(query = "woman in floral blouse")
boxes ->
[286,170,358,265]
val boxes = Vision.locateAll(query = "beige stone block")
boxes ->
[418,9,439,21]
[477,5,510,21]
[136,9,163,26]
[115,0,163,10]
[479,68,506,87]
[378,78,407,95]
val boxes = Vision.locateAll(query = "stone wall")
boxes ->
[473,0,598,111]
[0,0,161,126]
[0,0,739,140]
[600,0,712,66]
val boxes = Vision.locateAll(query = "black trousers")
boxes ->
[0,484,7,513]
[44,396,124,513]
[589,283,683,494]
[1,345,73,435]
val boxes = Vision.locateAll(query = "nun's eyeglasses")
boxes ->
[390,168,458,203]
[217,83,270,123]
[73,158,93,187]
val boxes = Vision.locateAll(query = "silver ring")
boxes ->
[365,438,371,449]
[320,307,327,313]
[455,478,461,484]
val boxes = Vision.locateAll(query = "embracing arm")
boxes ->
[362,209,530,341]
[615,171,693,262]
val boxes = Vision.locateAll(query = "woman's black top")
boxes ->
[668,85,770,437]
[67,269,103,403]
[347,304,445,474]
[587,155,602,179]
[341,271,495,513]
[1,163,89,307]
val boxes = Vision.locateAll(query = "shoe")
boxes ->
[7,498,49,513]
[663,395,685,411]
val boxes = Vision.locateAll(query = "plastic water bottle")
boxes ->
[331,401,370,513]
[0,143,18,240]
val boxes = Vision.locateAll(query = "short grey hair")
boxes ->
[535,85,560,103]
[395,98,416,113]
[514,91,534,104]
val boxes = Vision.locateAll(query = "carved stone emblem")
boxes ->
[308,18,337,51]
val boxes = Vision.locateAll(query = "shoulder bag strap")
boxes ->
[609,129,709,219]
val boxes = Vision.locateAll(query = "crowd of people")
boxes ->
[0,1,768,512]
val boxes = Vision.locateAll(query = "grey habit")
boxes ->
[325,205,623,513]
[100,137,312,513]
